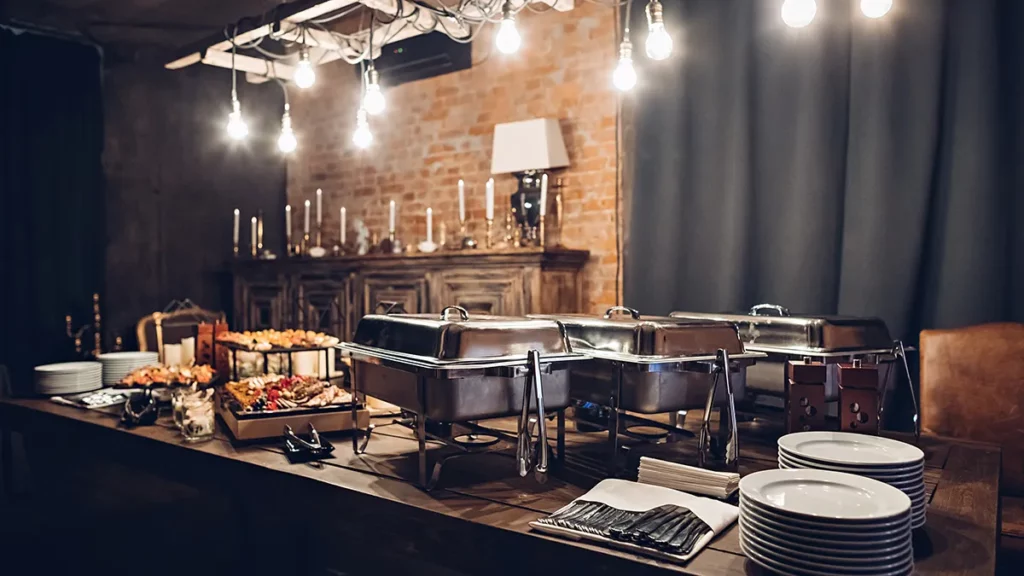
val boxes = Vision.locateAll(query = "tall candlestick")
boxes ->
[340,207,347,244]
[458,179,466,223]
[316,188,322,226]
[256,211,264,251]
[232,208,240,256]
[539,173,549,216]
[250,216,258,257]
[426,208,433,244]
[389,200,396,233]
[304,200,311,234]
[485,178,494,221]
[285,205,292,255]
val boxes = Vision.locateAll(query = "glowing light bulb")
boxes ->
[226,98,248,140]
[781,0,817,28]
[352,108,373,149]
[278,105,296,153]
[496,3,521,55]
[363,68,386,115]
[613,40,637,91]
[645,1,673,61]
[294,51,316,89]
[861,0,892,18]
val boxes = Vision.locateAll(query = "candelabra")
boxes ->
[65,293,120,358]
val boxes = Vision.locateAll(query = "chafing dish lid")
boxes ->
[669,304,892,354]
[531,306,744,358]
[350,306,571,361]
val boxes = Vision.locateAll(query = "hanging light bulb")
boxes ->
[226,97,248,140]
[363,67,386,116]
[294,49,316,89]
[781,0,817,28]
[861,0,892,18]
[613,38,637,91]
[278,103,297,153]
[495,1,521,55]
[644,0,673,61]
[352,107,373,149]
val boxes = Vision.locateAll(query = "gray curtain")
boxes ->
[625,0,1024,341]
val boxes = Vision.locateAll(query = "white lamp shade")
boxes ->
[490,118,570,174]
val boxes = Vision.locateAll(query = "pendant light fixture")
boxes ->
[861,0,893,18]
[612,0,638,91]
[352,107,373,149]
[496,1,522,55]
[362,14,386,115]
[644,0,672,61]
[278,104,297,154]
[781,0,817,28]
[226,33,249,140]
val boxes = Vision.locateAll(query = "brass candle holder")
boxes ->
[555,178,564,247]
[316,224,323,248]
[485,218,494,249]
[538,215,547,248]
[257,211,264,253]
[301,233,310,254]
[504,210,514,245]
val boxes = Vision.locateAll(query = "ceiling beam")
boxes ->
[197,50,297,81]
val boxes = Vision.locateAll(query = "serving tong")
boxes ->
[516,349,550,481]
[283,423,335,464]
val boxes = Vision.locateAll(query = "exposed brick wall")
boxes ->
[286,2,620,312]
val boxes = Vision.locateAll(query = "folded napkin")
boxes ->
[530,479,738,564]
[638,456,740,499]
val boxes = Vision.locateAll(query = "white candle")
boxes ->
[426,208,433,244]
[304,199,310,234]
[540,173,549,216]
[458,179,466,223]
[316,188,322,226]
[250,216,257,248]
[232,209,240,244]
[340,207,347,244]
[485,178,495,220]
[389,200,396,232]
[285,205,291,240]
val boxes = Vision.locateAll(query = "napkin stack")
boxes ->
[637,456,740,499]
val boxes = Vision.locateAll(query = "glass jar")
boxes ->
[174,387,216,442]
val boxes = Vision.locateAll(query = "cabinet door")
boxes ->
[296,276,352,339]
[432,270,526,316]
[236,277,289,330]
[361,274,428,316]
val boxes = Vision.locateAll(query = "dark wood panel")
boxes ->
[431,269,526,315]
[295,275,352,338]
[362,273,428,315]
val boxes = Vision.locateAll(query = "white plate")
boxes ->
[35,362,102,374]
[740,469,911,522]
[741,530,914,574]
[779,432,924,467]
[778,450,925,476]
[740,524,912,566]
[741,497,911,534]
[740,538,913,576]
[777,459,926,492]
[97,352,159,361]
[739,510,912,556]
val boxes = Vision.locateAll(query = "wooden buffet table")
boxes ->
[0,397,1001,576]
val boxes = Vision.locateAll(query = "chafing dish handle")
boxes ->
[517,354,534,477]
[749,303,790,317]
[604,306,641,319]
[440,305,470,321]
[530,349,550,477]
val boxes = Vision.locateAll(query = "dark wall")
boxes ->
[103,63,286,346]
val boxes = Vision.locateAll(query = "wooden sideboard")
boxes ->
[230,248,589,339]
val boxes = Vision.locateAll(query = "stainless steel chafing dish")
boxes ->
[669,304,918,435]
[532,307,765,472]
[339,306,586,488]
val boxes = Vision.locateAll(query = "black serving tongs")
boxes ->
[517,349,550,482]
[698,349,739,472]
[283,423,335,463]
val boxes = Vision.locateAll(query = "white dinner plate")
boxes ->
[779,432,924,467]
[35,362,102,374]
[97,352,159,361]
[778,450,925,476]
[740,524,912,566]
[741,530,914,574]
[740,538,914,576]
[739,510,912,557]
[741,497,911,535]
[739,469,911,522]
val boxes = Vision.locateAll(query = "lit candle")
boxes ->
[250,216,257,247]
[389,200,396,233]
[232,209,240,245]
[458,179,466,223]
[340,207,347,244]
[316,188,323,226]
[426,207,433,244]
[285,205,291,239]
[539,173,549,216]
[304,199,310,234]
[485,178,494,220]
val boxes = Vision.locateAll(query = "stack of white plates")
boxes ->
[778,431,927,529]
[96,351,159,386]
[34,362,103,395]
[739,469,914,576]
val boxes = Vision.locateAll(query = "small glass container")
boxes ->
[174,386,216,442]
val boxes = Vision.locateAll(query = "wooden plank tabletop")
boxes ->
[0,398,1001,575]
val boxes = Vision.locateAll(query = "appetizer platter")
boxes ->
[215,329,341,380]
[117,363,216,387]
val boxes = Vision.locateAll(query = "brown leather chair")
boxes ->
[920,322,1024,574]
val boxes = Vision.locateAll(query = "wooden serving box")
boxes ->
[217,396,369,441]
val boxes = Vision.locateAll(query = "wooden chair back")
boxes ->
[920,322,1024,495]
[136,306,225,355]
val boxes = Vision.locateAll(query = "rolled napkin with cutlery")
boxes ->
[637,456,740,499]
[530,479,738,564]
